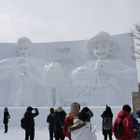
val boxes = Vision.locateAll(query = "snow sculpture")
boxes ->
[86,32,136,105]
[13,63,45,107]
[0,37,46,106]
[71,32,136,105]
[0,32,138,107]
[69,66,96,105]
[43,62,64,106]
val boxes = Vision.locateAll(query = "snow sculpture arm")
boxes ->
[30,73,46,88]
[95,60,135,80]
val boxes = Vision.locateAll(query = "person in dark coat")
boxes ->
[131,113,139,129]
[3,107,10,133]
[53,106,67,140]
[24,106,39,140]
[47,108,55,140]
[133,109,140,140]
[101,105,113,140]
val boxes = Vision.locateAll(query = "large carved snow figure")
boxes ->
[0,37,46,106]
[12,63,45,107]
[70,66,96,105]
[84,32,136,105]
[43,62,64,106]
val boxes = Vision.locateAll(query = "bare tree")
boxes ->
[130,23,140,59]
[131,23,140,46]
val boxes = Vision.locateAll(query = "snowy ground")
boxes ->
[0,127,115,140]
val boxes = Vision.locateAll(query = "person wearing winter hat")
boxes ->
[53,106,67,140]
[56,106,64,113]
[113,105,136,140]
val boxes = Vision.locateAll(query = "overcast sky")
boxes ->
[0,0,140,42]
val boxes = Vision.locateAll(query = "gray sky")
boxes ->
[0,0,140,42]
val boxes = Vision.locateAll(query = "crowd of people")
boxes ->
[47,103,140,140]
[47,103,96,140]
[2,103,140,140]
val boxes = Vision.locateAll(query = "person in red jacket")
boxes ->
[63,114,74,140]
[63,102,80,140]
[113,105,136,140]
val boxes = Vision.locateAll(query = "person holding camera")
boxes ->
[23,106,39,140]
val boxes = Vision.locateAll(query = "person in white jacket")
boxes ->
[68,107,97,140]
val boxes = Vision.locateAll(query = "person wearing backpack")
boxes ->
[131,113,139,129]
[22,106,39,140]
[3,107,10,133]
[101,105,113,140]
[134,109,140,140]
[113,105,136,140]
[53,106,67,140]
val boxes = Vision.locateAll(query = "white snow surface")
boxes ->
[0,129,115,140]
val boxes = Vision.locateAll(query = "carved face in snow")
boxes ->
[16,37,32,57]
[70,66,96,95]
[87,32,119,59]
[75,80,94,95]
[93,40,111,59]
